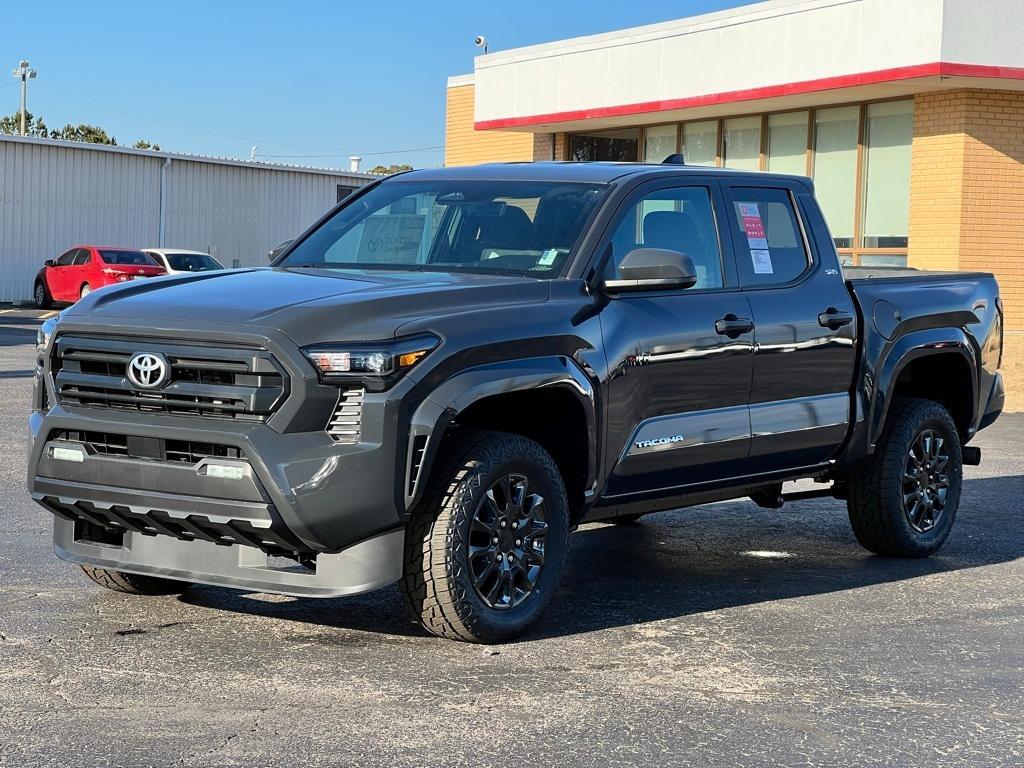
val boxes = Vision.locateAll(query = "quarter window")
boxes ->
[729,188,809,286]
[609,186,724,290]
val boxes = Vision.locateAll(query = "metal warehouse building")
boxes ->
[0,134,374,303]
[445,0,1024,337]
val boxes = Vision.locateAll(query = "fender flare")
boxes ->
[403,356,597,511]
[868,327,979,447]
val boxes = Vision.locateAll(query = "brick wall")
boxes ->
[444,84,537,167]
[910,89,1024,331]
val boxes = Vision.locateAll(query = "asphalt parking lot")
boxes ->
[0,308,1021,767]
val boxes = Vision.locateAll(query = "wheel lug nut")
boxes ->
[507,555,514,564]
[492,537,499,544]
[515,539,521,547]
[500,520,506,529]
[511,521,518,530]
[496,553,503,562]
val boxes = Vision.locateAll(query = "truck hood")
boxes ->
[71,267,552,344]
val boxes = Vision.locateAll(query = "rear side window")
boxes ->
[728,187,809,286]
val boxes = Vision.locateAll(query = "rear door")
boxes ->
[69,248,93,296]
[720,181,858,472]
[598,178,755,498]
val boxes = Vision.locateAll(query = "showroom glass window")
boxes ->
[643,125,677,162]
[860,100,913,265]
[812,106,859,250]
[722,116,761,171]
[767,112,809,176]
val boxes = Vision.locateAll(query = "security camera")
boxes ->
[474,35,488,53]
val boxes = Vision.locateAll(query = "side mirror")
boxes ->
[44,259,55,267]
[600,248,698,294]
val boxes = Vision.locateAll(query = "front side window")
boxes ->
[72,250,91,265]
[99,250,159,266]
[56,250,78,266]
[281,180,608,279]
[609,186,724,290]
[728,187,809,286]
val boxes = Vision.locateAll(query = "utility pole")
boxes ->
[11,60,37,136]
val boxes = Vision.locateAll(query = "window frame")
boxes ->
[587,177,739,294]
[563,95,912,266]
[720,183,817,291]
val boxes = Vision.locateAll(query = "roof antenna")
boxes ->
[662,153,686,165]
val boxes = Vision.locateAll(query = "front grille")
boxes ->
[52,334,287,421]
[327,388,363,443]
[52,429,243,465]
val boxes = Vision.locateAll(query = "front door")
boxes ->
[48,248,80,301]
[598,180,754,498]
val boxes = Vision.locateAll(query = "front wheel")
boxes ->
[34,281,52,309]
[847,397,963,557]
[400,431,570,643]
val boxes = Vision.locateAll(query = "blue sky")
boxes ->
[2,1,746,169]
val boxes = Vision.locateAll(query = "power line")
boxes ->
[258,145,443,159]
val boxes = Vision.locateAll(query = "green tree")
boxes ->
[369,163,413,175]
[50,123,117,145]
[133,140,161,151]
[0,110,49,137]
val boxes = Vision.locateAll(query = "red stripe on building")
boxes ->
[474,62,1024,130]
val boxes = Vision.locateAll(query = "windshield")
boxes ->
[99,250,159,266]
[279,180,607,278]
[166,253,223,272]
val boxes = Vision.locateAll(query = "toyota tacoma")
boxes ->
[28,162,1005,642]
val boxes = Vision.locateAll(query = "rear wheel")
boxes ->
[34,280,51,309]
[400,431,569,643]
[79,283,91,299]
[79,565,191,596]
[847,397,963,557]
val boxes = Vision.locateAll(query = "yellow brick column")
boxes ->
[444,82,538,167]
[908,91,969,273]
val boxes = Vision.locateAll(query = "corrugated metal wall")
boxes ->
[0,136,372,303]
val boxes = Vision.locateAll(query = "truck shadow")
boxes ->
[181,473,1024,641]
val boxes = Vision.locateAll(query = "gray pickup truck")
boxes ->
[28,162,1004,642]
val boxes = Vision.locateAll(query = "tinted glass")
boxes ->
[99,250,159,266]
[729,187,809,286]
[281,180,607,279]
[569,129,639,161]
[55,250,78,266]
[609,186,724,290]
[165,253,222,271]
[72,250,91,265]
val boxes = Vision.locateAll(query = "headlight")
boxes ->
[303,334,439,387]
[36,316,58,356]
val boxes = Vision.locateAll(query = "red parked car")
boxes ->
[33,246,167,308]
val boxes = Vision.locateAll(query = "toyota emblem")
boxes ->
[127,352,170,389]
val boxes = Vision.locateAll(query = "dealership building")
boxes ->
[445,0,1024,334]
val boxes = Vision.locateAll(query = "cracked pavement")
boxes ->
[1,310,1021,767]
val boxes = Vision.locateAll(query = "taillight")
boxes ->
[102,268,130,282]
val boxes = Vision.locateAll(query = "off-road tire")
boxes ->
[34,280,52,309]
[847,397,963,558]
[400,430,570,643]
[80,565,191,595]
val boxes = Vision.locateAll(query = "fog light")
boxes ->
[200,462,247,480]
[51,446,85,463]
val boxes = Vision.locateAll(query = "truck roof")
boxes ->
[403,161,812,186]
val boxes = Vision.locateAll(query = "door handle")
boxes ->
[818,307,854,330]
[715,314,755,337]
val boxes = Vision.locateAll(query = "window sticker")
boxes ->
[538,248,559,266]
[747,237,769,250]
[751,249,774,274]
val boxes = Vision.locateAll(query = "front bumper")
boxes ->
[28,401,411,597]
[53,516,403,598]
